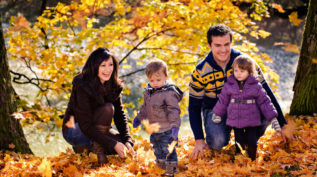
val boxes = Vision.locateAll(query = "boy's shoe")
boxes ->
[162,161,177,177]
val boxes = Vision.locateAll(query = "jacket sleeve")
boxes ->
[75,85,117,149]
[62,88,75,136]
[165,91,181,128]
[256,66,287,127]
[113,95,133,146]
[256,85,278,121]
[136,94,147,122]
[212,83,230,117]
[188,68,205,140]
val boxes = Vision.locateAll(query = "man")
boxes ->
[188,24,287,159]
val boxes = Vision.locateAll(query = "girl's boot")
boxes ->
[247,146,257,161]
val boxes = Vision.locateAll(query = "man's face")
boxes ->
[208,34,231,66]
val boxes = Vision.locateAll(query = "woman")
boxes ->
[62,48,134,164]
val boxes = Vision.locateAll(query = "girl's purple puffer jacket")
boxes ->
[212,75,278,128]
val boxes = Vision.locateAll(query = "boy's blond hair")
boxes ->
[145,59,168,78]
[232,55,257,77]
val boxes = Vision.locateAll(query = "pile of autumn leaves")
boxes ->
[1,114,316,177]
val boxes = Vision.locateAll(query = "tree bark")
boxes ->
[0,15,32,153]
[290,0,317,115]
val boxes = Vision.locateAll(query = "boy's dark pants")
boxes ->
[233,127,258,160]
[150,129,177,162]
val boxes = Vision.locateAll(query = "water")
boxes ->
[259,46,299,112]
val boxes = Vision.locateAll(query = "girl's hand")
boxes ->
[125,142,135,155]
[65,115,75,128]
[114,142,128,158]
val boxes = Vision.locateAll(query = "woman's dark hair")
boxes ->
[82,48,121,87]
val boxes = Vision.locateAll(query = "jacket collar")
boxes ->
[205,48,243,71]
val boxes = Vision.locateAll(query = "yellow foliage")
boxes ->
[272,3,285,13]
[38,158,52,177]
[282,43,300,53]
[289,12,303,26]
[141,120,160,134]
[5,0,280,124]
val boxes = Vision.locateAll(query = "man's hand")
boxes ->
[114,142,128,158]
[125,142,135,155]
[190,139,209,160]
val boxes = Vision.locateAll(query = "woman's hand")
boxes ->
[114,142,128,158]
[125,142,135,155]
[65,115,75,128]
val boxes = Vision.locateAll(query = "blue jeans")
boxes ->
[64,123,92,146]
[150,129,177,162]
[203,109,231,150]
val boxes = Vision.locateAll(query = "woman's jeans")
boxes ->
[150,129,177,162]
[203,108,269,150]
[64,123,92,147]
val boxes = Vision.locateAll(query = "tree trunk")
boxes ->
[0,15,32,154]
[290,0,317,115]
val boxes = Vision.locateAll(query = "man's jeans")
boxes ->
[203,109,231,150]
[150,129,177,162]
[64,123,92,146]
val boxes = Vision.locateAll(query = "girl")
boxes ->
[212,55,282,160]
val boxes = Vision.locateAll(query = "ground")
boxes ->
[0,114,316,177]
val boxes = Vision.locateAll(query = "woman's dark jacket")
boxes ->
[62,74,133,149]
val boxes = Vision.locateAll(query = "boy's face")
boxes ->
[148,71,168,89]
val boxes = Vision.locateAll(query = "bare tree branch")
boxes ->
[136,47,203,57]
[10,70,53,92]
[120,68,145,78]
[119,28,175,65]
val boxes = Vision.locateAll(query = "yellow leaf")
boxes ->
[38,158,52,177]
[258,30,270,39]
[141,82,148,88]
[289,12,303,26]
[282,43,299,53]
[168,141,177,153]
[142,120,160,134]
[272,3,285,13]
[312,58,317,63]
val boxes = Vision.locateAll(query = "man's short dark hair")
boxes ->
[207,24,233,45]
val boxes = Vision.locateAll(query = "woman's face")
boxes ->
[98,57,114,84]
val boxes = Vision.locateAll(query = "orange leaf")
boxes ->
[142,120,160,134]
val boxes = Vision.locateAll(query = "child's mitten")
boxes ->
[212,114,221,123]
[133,117,141,128]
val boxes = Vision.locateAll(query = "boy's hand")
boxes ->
[132,117,141,128]
[212,114,221,123]
[171,127,179,140]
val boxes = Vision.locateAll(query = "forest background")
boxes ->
[0,0,316,176]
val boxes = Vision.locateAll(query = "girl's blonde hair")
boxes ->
[145,59,168,78]
[232,55,257,77]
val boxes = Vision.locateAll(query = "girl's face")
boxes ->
[98,58,114,84]
[233,66,249,81]
[148,70,168,89]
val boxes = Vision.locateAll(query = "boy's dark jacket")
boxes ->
[213,75,278,128]
[62,74,133,149]
[136,83,183,133]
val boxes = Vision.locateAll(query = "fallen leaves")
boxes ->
[1,115,317,176]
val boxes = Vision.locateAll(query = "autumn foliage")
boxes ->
[1,115,316,176]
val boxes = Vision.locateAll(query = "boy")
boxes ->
[133,59,183,177]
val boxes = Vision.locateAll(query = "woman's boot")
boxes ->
[93,141,108,164]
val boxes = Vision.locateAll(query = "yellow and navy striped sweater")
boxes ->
[188,49,287,140]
